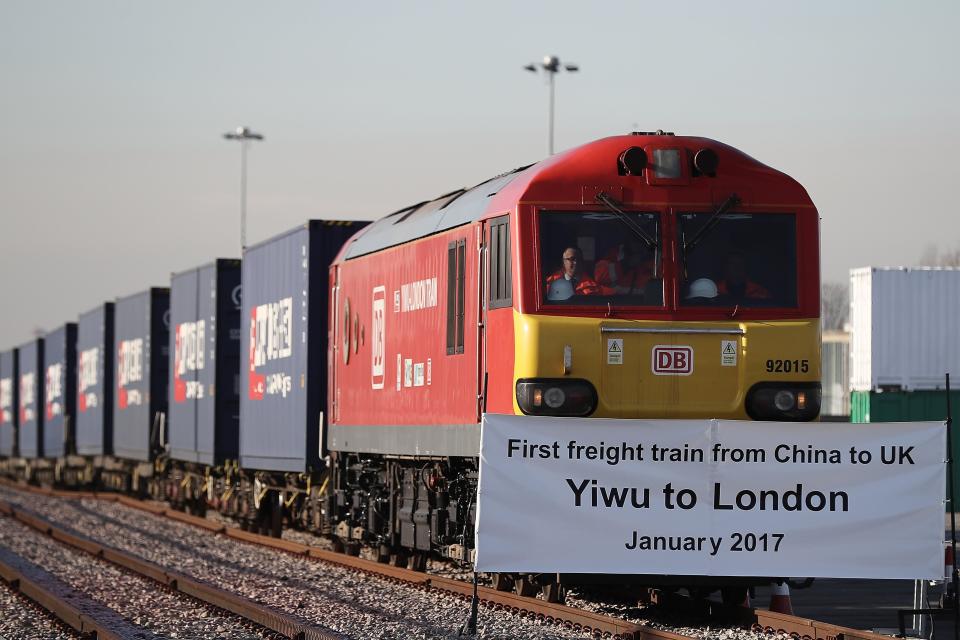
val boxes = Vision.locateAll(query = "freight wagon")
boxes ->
[101,288,170,491]
[163,260,241,511]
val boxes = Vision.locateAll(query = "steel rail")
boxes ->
[0,520,157,639]
[0,479,898,640]
[0,493,343,640]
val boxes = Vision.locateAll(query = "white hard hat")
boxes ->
[686,277,718,299]
[547,278,575,301]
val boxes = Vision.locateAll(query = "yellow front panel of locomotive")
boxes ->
[511,311,820,419]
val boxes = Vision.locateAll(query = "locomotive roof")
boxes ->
[340,133,808,260]
[343,168,529,259]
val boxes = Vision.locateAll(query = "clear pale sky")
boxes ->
[1,1,957,344]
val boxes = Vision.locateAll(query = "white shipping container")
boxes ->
[821,331,850,416]
[850,267,960,392]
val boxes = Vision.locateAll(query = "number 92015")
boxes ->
[765,359,809,373]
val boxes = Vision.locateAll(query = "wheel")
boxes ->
[410,551,428,572]
[491,573,513,592]
[720,587,749,607]
[542,581,566,604]
[377,545,392,564]
[515,575,538,598]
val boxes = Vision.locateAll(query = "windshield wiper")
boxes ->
[680,192,740,280]
[595,192,660,278]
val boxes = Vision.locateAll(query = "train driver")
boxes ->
[594,240,654,295]
[545,246,603,299]
[717,252,770,300]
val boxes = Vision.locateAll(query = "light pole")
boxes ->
[222,126,264,251]
[524,55,578,156]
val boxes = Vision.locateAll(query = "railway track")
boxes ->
[0,499,341,640]
[0,479,896,640]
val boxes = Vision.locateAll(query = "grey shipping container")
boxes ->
[169,259,242,465]
[43,324,77,458]
[76,303,114,456]
[0,349,18,457]
[18,339,44,458]
[240,220,367,472]
[113,288,170,462]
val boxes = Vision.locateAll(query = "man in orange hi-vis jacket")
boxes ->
[544,246,603,298]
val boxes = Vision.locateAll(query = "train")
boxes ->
[0,132,821,603]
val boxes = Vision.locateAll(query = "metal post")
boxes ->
[913,579,928,637]
[222,126,263,255]
[947,373,958,640]
[240,139,248,251]
[548,70,555,156]
[524,56,577,157]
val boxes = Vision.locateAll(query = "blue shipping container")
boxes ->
[169,260,241,465]
[0,349,18,457]
[76,304,114,456]
[113,288,170,462]
[18,339,44,458]
[240,220,366,472]
[42,324,77,458]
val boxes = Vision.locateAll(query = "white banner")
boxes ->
[474,415,946,580]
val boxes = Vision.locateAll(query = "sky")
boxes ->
[1,1,958,344]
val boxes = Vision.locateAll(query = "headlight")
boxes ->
[543,387,566,409]
[773,390,795,411]
[746,383,820,421]
[516,379,597,417]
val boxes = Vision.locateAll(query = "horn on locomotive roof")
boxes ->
[618,147,647,176]
[694,148,720,176]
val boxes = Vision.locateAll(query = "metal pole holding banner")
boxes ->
[460,373,488,637]
[948,373,958,640]
[897,374,957,639]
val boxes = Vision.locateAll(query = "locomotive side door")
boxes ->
[481,214,513,416]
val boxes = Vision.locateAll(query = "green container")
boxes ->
[850,389,960,424]
[851,389,960,511]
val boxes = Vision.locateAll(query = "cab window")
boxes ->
[539,211,662,306]
[678,212,797,308]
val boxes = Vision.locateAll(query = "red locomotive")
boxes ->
[324,132,821,599]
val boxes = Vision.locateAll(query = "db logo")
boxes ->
[371,286,386,389]
[652,345,693,375]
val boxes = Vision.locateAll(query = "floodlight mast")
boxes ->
[222,126,264,251]
[524,55,579,155]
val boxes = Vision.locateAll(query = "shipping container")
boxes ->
[113,288,170,462]
[42,324,77,458]
[17,339,44,458]
[850,267,960,392]
[169,260,242,465]
[240,220,366,472]
[0,349,18,457]
[821,331,850,418]
[851,388,959,507]
[76,303,115,456]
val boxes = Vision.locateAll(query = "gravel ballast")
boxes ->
[0,514,289,639]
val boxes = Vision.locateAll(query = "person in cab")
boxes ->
[545,246,603,299]
[594,240,655,295]
[717,252,771,300]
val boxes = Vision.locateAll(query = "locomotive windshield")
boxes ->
[678,212,797,308]
[540,211,663,306]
